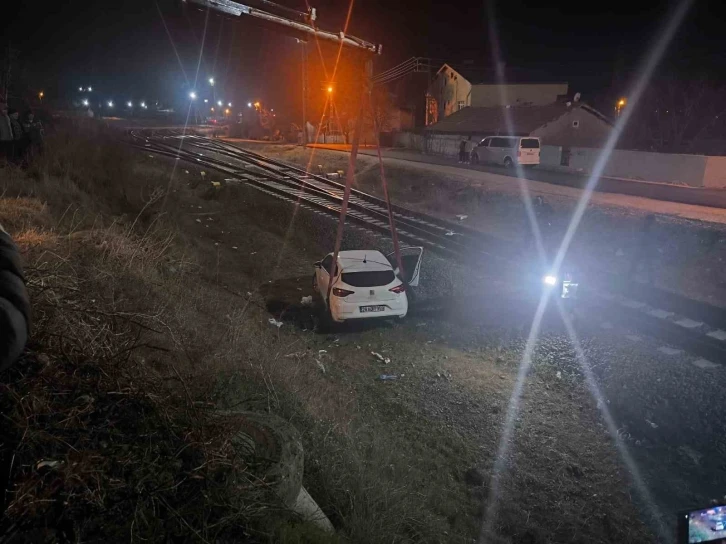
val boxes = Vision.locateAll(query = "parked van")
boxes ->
[470,136,541,167]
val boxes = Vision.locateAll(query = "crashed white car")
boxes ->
[312,247,423,323]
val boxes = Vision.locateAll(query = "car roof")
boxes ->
[332,250,392,272]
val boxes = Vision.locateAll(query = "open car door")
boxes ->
[386,246,424,287]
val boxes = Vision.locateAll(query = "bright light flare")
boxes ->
[189,91,197,100]
[217,100,223,107]
[247,102,252,108]
[227,102,232,107]
[208,77,215,86]
[107,101,114,108]
[327,86,333,93]
[140,102,147,108]
[82,99,89,107]
[127,101,133,108]
[88,86,93,92]
[543,275,557,286]
[79,86,83,91]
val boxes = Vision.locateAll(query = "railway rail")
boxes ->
[129,129,726,363]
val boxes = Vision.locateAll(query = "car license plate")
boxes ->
[360,305,385,313]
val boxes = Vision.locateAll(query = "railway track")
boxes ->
[129,130,726,363]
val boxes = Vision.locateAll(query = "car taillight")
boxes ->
[389,284,406,294]
[332,287,354,297]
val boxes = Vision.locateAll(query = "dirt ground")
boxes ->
[2,127,672,543]
[227,141,726,308]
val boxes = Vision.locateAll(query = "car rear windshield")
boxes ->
[342,270,395,287]
[520,138,540,149]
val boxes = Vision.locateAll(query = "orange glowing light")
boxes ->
[327,86,333,93]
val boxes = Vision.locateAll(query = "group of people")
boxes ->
[0,102,44,161]
[458,136,474,163]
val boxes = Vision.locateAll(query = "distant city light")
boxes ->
[38,91,44,100]
[217,100,223,107]
[210,107,215,112]
[79,86,83,91]
[225,108,230,114]
[327,86,333,93]
[140,101,146,108]
[107,101,114,108]
[270,108,274,112]
[204,99,208,103]
[189,91,197,100]
[208,77,215,86]
[88,86,93,92]
[127,101,133,108]
[247,102,252,108]
[82,99,89,107]
[618,98,627,107]
[254,101,260,108]
[227,102,232,107]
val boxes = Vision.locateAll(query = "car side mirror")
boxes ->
[313,261,322,268]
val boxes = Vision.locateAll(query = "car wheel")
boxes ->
[503,157,514,168]
[471,153,479,164]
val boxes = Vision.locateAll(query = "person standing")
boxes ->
[458,138,466,163]
[464,136,474,164]
[0,103,12,158]
[7,109,25,160]
[22,110,44,155]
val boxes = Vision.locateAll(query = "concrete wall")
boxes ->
[531,108,611,148]
[470,83,568,108]
[539,146,726,188]
[393,132,726,188]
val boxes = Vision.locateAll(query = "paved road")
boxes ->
[300,143,726,225]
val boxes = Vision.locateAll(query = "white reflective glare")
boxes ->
[543,275,557,286]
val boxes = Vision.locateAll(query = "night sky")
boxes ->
[1,0,723,117]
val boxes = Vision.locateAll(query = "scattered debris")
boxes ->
[556,371,562,379]
[318,350,327,354]
[371,351,391,364]
[445,231,455,236]
[646,419,659,429]
[37,460,62,470]
[148,154,154,158]
[232,246,238,250]
[185,170,189,174]
[301,295,313,306]
[195,218,202,223]
[377,374,399,381]
[211,181,221,187]
[268,318,284,328]
[207,217,214,222]
[200,171,206,177]
[456,214,468,221]
[315,359,326,373]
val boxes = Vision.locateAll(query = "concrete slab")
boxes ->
[658,346,683,356]
[648,308,674,319]
[675,318,704,329]
[691,358,720,369]
[707,329,726,341]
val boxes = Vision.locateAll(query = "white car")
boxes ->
[312,247,423,323]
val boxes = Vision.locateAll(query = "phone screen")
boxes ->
[680,505,726,543]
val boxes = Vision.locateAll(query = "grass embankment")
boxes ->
[0,122,477,543]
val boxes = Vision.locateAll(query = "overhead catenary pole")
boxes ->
[300,39,308,146]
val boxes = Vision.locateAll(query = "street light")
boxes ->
[247,102,252,108]
[227,102,232,107]
[327,86,333,93]
[38,91,44,102]
[209,77,215,86]
[140,101,146,108]
[127,101,133,108]
[204,99,208,103]
[82,99,89,107]
[88,86,93,92]
[616,97,627,117]
[217,100,223,107]
[225,108,230,115]
[79,86,83,92]
[189,91,197,100]
[107,101,114,108]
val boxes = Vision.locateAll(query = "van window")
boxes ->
[520,138,540,149]
[342,271,395,287]
[491,137,516,148]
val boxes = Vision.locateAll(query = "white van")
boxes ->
[470,136,541,167]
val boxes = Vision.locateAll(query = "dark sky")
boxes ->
[2,0,723,116]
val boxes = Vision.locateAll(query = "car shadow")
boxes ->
[258,276,396,334]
